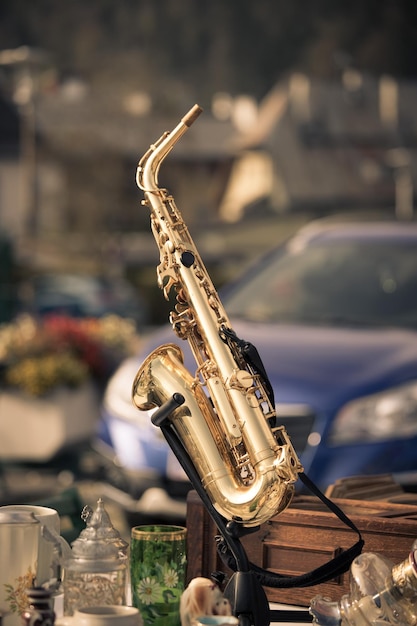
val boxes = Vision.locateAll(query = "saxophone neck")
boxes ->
[136,104,203,192]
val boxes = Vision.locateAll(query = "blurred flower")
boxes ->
[0,314,139,397]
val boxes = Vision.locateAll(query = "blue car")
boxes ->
[101,218,417,492]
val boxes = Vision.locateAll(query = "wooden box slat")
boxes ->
[186,490,417,607]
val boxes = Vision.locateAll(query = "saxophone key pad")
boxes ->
[180,250,195,267]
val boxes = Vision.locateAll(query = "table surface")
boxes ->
[269,602,312,626]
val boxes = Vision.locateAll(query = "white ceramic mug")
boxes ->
[56,606,143,626]
[0,505,71,586]
[0,509,40,626]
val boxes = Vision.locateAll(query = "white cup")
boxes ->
[56,606,143,626]
[0,505,71,586]
[195,618,239,626]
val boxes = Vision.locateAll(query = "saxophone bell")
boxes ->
[132,343,298,527]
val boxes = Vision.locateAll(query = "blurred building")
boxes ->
[0,66,416,274]
[34,83,237,239]
[220,72,417,222]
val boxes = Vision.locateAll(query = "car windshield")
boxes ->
[225,239,417,329]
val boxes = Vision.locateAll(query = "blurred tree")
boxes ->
[0,235,16,322]
[303,0,417,78]
[0,0,415,100]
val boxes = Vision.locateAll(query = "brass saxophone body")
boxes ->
[132,104,302,527]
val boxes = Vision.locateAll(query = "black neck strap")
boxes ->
[217,471,364,589]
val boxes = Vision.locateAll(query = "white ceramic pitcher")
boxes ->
[0,509,40,626]
[0,505,71,588]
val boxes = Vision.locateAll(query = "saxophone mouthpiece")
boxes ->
[182,104,203,127]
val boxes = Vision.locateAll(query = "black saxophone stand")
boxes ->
[151,393,313,626]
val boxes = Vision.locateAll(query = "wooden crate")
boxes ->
[186,490,417,607]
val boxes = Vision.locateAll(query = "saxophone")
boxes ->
[132,104,302,527]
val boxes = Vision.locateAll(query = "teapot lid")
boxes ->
[70,498,127,562]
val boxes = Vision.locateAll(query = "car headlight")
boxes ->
[328,381,417,445]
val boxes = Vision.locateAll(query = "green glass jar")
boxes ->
[130,525,187,626]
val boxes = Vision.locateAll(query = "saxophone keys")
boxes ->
[227,369,253,391]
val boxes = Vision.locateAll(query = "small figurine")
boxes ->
[180,577,232,626]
